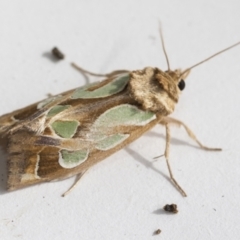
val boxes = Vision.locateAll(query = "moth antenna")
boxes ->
[180,41,240,78]
[159,25,170,71]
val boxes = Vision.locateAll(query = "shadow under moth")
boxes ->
[0,30,239,197]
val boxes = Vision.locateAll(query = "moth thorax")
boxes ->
[128,67,179,115]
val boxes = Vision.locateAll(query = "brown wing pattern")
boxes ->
[3,73,161,190]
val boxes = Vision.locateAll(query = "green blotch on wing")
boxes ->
[47,105,70,117]
[51,120,79,138]
[96,134,129,151]
[59,149,89,169]
[93,104,156,129]
[71,74,129,99]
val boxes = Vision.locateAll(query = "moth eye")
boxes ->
[178,79,185,91]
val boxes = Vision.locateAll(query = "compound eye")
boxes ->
[178,79,185,91]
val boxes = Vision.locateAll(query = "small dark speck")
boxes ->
[213,208,216,211]
[163,204,178,214]
[153,229,161,235]
[52,47,65,60]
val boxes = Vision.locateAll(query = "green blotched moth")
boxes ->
[1,30,240,197]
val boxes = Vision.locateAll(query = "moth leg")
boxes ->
[161,117,222,151]
[163,123,187,197]
[62,170,88,197]
[71,62,130,78]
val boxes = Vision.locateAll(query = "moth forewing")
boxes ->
[5,69,168,191]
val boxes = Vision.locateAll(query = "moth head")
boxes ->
[128,67,188,115]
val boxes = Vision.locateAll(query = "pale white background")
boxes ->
[0,1,240,239]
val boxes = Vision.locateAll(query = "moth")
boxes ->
[0,30,239,197]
